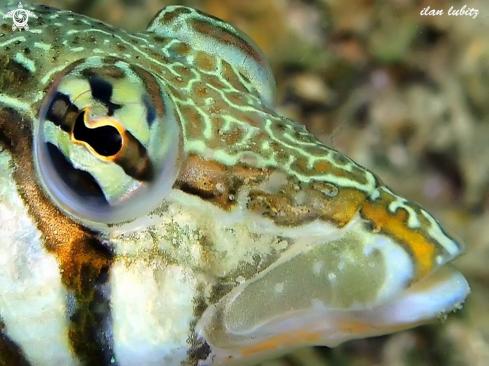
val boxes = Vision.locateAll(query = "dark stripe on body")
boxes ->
[0,107,117,365]
[0,318,30,366]
[64,238,116,366]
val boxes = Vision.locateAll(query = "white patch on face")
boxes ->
[110,258,198,366]
[274,282,284,294]
[357,265,470,327]
[313,261,323,275]
[362,233,413,303]
[0,150,79,365]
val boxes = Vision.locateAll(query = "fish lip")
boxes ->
[313,264,470,348]
[355,264,470,328]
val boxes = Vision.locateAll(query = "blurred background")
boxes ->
[29,0,489,365]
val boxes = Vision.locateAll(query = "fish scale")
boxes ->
[0,2,469,366]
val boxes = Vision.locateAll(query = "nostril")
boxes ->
[73,111,122,156]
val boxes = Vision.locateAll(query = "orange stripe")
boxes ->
[240,329,321,356]
[360,193,436,281]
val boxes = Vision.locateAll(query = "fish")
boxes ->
[0,1,470,365]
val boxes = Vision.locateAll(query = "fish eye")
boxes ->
[34,57,182,230]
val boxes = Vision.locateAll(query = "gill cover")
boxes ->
[35,57,181,228]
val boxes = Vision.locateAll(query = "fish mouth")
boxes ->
[197,264,469,365]
[195,205,470,366]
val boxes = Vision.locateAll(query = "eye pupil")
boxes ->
[73,112,122,157]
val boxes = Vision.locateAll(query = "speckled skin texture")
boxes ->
[0,1,472,366]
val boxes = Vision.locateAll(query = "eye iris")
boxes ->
[86,74,122,116]
[45,91,80,133]
[35,57,181,228]
[45,142,108,205]
[72,111,122,157]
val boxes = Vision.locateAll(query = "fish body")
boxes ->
[0,2,469,366]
